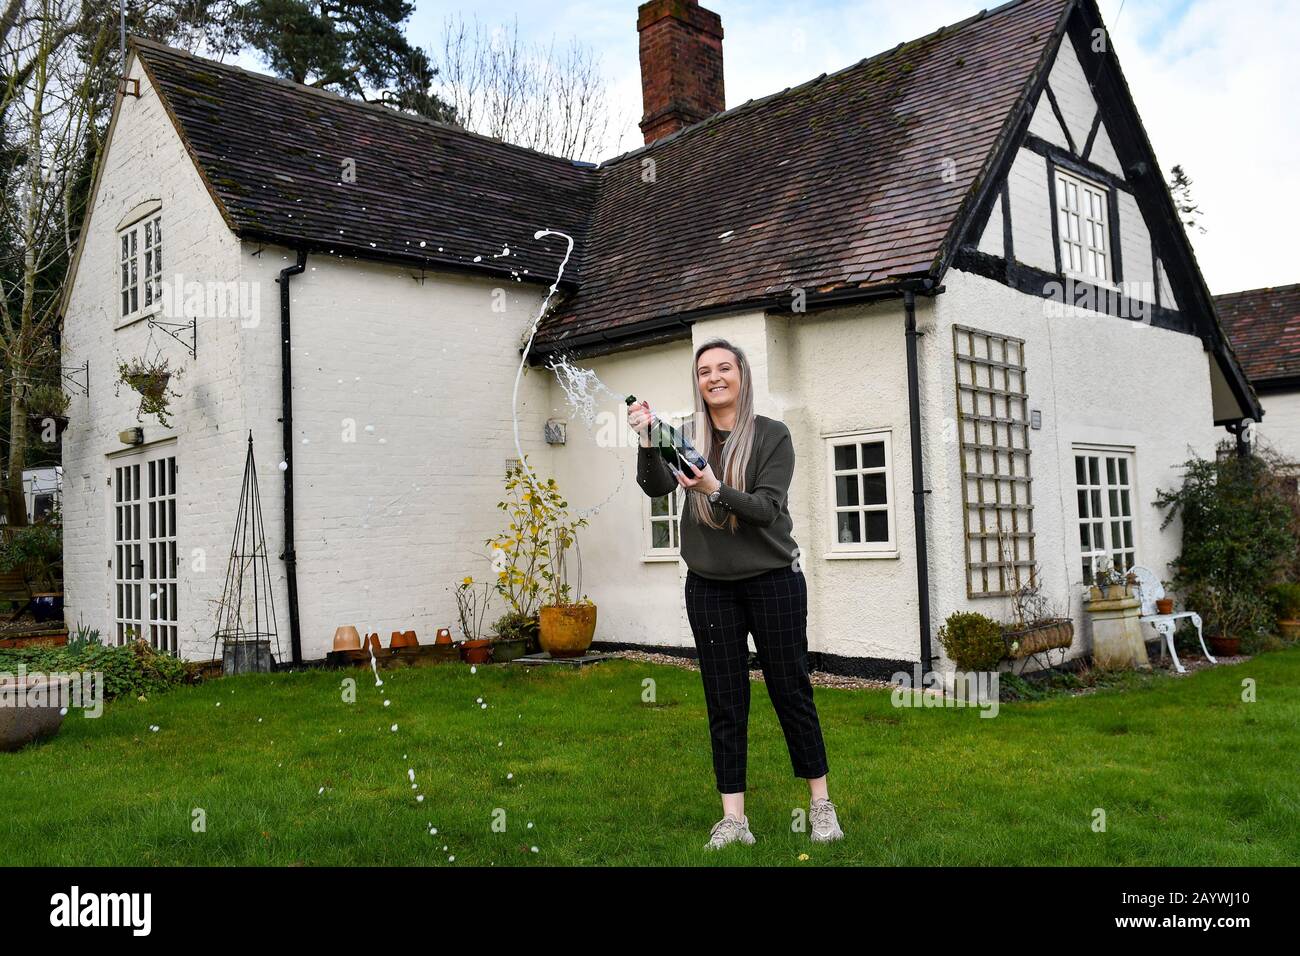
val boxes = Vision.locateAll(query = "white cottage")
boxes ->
[58,0,1259,677]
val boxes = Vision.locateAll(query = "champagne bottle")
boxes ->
[626,395,708,473]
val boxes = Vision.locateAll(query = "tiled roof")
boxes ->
[540,0,1069,347]
[130,0,1071,346]
[1215,284,1300,384]
[132,38,595,287]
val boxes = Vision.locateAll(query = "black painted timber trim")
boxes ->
[953,246,1191,333]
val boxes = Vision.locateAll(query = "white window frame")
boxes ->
[116,207,163,328]
[1054,168,1113,287]
[641,406,692,561]
[823,428,897,559]
[109,441,179,654]
[1073,444,1138,585]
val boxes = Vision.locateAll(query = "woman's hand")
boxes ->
[627,400,653,447]
[677,460,722,496]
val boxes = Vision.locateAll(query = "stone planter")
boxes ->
[1278,619,1300,642]
[539,604,597,658]
[0,674,72,751]
[1084,592,1151,670]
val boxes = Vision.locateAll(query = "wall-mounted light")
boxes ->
[544,420,567,445]
[118,427,143,445]
[1030,409,1042,430]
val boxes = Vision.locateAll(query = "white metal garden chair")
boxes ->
[1128,565,1215,673]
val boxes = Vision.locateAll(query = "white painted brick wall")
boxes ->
[61,56,248,655]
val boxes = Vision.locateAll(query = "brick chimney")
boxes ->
[637,0,725,145]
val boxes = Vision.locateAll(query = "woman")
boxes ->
[627,338,843,850]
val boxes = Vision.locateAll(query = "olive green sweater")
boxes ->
[636,414,800,581]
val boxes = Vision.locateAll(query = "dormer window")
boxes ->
[1054,168,1110,284]
[117,203,162,323]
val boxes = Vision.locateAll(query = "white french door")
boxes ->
[112,448,178,653]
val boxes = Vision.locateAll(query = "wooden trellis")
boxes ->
[952,325,1035,598]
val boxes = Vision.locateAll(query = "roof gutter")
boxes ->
[278,250,307,665]
[525,279,926,364]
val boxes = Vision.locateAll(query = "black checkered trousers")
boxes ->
[684,564,829,793]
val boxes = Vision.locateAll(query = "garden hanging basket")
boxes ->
[1003,618,1075,659]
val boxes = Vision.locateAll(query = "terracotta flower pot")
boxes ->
[1278,619,1300,642]
[435,627,453,645]
[390,629,419,649]
[333,625,361,651]
[1156,598,1174,615]
[1209,635,1240,657]
[364,632,382,655]
[460,639,493,665]
[538,604,597,658]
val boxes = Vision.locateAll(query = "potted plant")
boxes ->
[538,522,596,658]
[491,609,537,662]
[1269,583,1300,642]
[1195,584,1261,657]
[1087,558,1132,601]
[454,576,497,664]
[1155,585,1175,616]
[1001,567,1074,660]
[116,354,183,427]
[485,456,576,656]
[23,383,70,441]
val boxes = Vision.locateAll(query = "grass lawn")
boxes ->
[2,647,1298,866]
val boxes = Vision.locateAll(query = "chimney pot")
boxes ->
[637,0,725,145]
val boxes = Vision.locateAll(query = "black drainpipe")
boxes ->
[903,282,937,678]
[278,250,307,665]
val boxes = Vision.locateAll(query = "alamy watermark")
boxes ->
[890,663,999,717]
[153,273,262,327]
[1,665,104,718]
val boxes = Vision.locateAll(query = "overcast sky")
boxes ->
[385,1,1299,294]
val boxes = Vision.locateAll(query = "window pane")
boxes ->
[1077,488,1089,518]
[837,512,861,544]
[833,444,856,471]
[1088,458,1099,484]
[860,442,885,468]
[1080,523,1091,549]
[865,511,889,543]
[651,521,670,549]
[1075,456,1086,485]
[835,474,859,507]
[1118,458,1128,484]
[863,473,887,505]
[651,495,668,517]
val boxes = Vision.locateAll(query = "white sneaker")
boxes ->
[704,813,756,849]
[810,798,844,842]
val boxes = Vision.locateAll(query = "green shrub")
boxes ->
[936,611,1005,671]
[492,610,538,643]
[1155,443,1299,641]
[1268,583,1300,620]
[0,640,197,701]
[0,519,62,591]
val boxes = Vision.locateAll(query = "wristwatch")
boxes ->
[707,486,724,505]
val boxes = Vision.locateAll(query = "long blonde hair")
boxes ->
[686,338,756,533]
